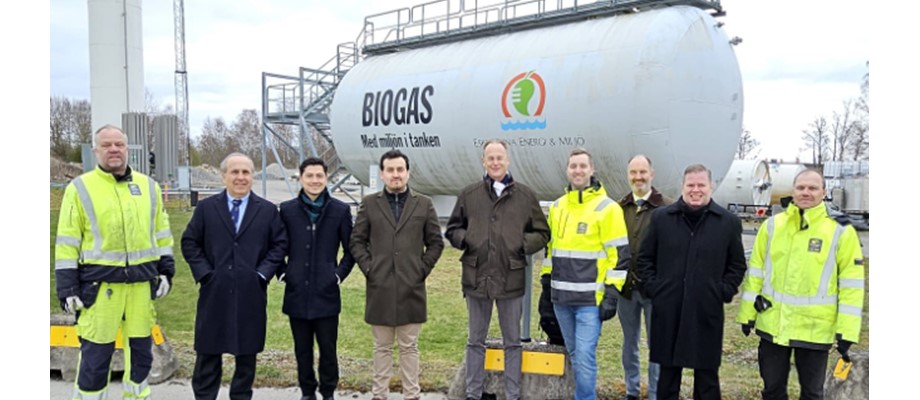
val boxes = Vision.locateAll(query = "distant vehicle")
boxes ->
[826,201,869,231]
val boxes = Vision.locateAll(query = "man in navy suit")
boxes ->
[181,152,288,400]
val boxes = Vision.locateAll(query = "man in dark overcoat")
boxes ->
[181,152,288,400]
[278,157,356,400]
[349,149,444,400]
[636,163,747,400]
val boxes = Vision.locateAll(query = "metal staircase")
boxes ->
[261,38,362,201]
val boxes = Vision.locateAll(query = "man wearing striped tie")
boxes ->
[182,152,288,400]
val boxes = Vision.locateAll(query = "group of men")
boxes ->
[55,126,864,400]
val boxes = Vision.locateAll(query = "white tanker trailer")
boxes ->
[330,5,743,201]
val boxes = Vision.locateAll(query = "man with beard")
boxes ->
[615,155,673,400]
[350,149,444,400]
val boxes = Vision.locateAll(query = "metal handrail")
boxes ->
[363,0,722,50]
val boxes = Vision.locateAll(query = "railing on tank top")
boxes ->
[362,0,725,54]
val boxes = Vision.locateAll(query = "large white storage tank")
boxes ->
[88,0,145,136]
[331,5,743,200]
[769,162,807,205]
[713,159,773,207]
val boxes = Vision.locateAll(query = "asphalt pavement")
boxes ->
[50,377,449,399]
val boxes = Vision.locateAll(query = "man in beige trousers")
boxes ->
[350,149,445,400]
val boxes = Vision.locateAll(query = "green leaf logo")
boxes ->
[512,72,535,116]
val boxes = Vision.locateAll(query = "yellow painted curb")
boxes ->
[484,348,565,376]
[50,324,166,348]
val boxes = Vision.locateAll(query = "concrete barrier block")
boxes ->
[448,339,575,399]
[825,350,868,400]
[50,313,178,384]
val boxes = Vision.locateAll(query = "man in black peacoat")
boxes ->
[181,153,288,400]
[636,164,747,400]
[278,157,356,400]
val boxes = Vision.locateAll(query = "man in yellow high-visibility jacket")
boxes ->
[737,169,864,400]
[542,148,630,400]
[55,125,175,400]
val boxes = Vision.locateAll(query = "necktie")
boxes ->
[636,199,646,208]
[231,199,242,231]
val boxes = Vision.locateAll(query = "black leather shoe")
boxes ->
[482,393,497,400]
[300,396,317,400]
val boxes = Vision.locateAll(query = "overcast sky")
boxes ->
[49,0,868,161]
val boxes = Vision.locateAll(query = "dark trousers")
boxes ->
[658,366,720,400]
[78,337,153,391]
[192,353,257,400]
[290,315,340,398]
[759,339,829,400]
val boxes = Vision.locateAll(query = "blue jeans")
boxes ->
[617,289,659,400]
[554,304,601,400]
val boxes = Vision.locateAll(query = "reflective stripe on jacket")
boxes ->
[543,180,630,306]
[55,166,174,298]
[736,202,865,348]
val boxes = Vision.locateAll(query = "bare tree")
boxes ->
[801,116,830,165]
[857,60,869,114]
[50,97,93,162]
[848,119,869,161]
[196,117,239,168]
[849,61,869,160]
[266,123,300,166]
[736,128,761,160]
[829,99,860,161]
[231,109,263,167]
[50,97,73,159]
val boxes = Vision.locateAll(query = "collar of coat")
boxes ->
[564,176,605,204]
[785,201,849,230]
[618,186,666,207]
[95,164,134,183]
[376,187,416,200]
[481,173,515,196]
[483,172,514,186]
[665,197,727,217]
